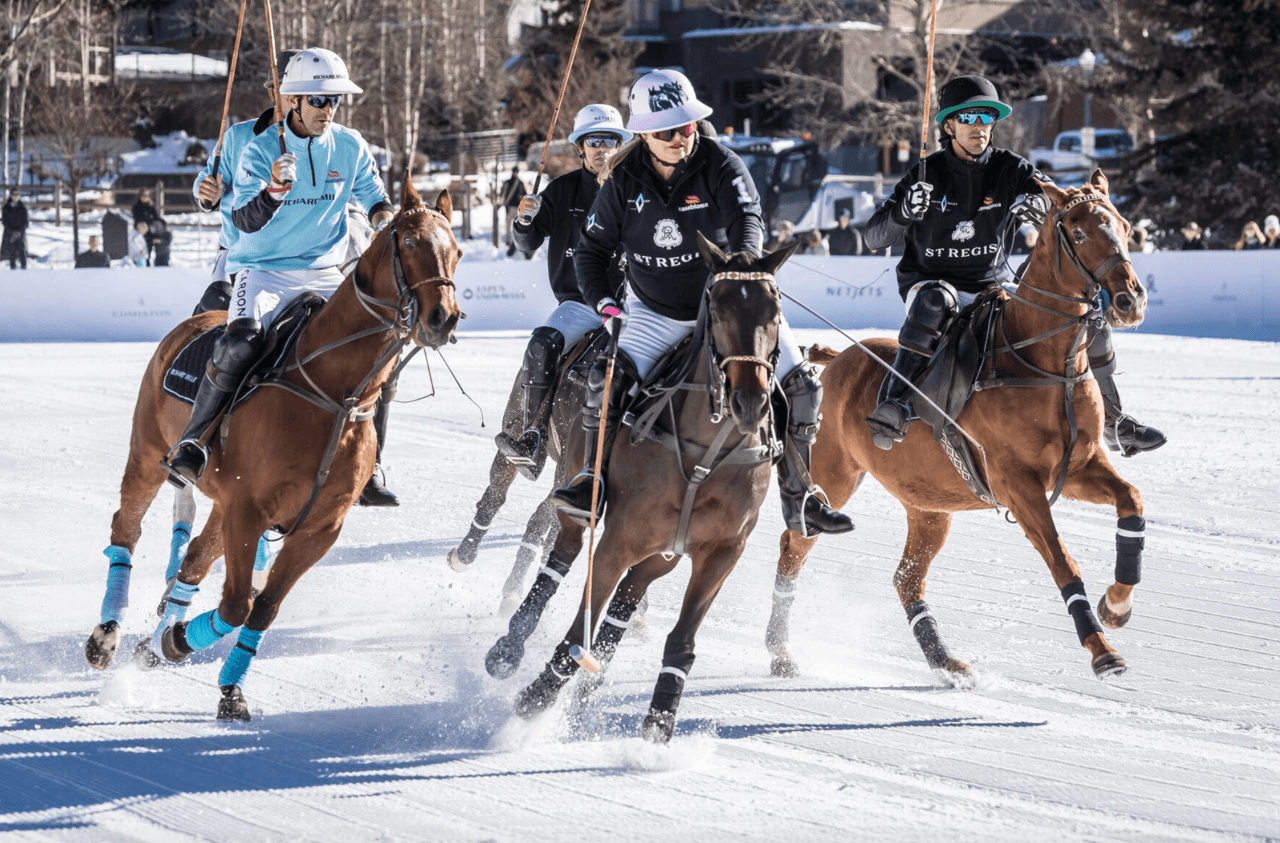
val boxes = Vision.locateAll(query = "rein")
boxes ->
[257,206,455,538]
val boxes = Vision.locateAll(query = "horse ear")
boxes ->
[400,172,423,210]
[1090,167,1109,195]
[697,231,728,269]
[435,189,453,222]
[1037,177,1069,209]
[757,238,801,276]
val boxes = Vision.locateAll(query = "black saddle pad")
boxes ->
[163,326,224,405]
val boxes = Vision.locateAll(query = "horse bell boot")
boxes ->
[866,281,956,450]
[164,318,264,489]
[496,326,564,481]
[358,383,399,507]
[551,352,628,528]
[1088,325,1167,458]
[778,365,854,537]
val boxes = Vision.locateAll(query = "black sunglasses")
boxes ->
[581,135,621,149]
[650,123,696,142]
[305,95,341,109]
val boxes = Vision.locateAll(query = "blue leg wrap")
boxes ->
[253,533,274,573]
[1116,515,1144,586]
[166,521,192,582]
[100,546,133,625]
[162,580,200,625]
[1061,581,1103,644]
[183,608,237,652]
[218,627,264,688]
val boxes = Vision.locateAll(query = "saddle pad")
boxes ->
[162,326,225,405]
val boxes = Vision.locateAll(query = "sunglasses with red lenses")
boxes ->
[650,123,696,142]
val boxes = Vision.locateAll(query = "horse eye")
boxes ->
[403,235,418,250]
[1072,228,1087,244]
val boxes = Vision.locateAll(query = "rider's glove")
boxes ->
[900,181,933,222]
[1011,192,1049,228]
[269,153,297,196]
[596,297,626,337]
[197,175,223,212]
[516,194,541,225]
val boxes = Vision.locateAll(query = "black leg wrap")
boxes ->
[591,594,639,668]
[513,641,579,719]
[651,651,696,714]
[905,600,951,670]
[1061,581,1104,645]
[1115,515,1144,586]
[486,553,573,679]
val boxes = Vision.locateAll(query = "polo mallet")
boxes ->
[262,0,290,171]
[568,321,619,674]
[208,0,250,188]
[531,0,594,195]
[918,0,941,172]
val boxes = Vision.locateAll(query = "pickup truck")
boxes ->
[1028,128,1134,174]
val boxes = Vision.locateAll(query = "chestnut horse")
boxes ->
[767,170,1147,684]
[85,181,461,719]
[513,235,792,743]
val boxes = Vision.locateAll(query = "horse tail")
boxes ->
[805,344,840,365]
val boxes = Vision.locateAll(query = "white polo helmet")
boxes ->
[567,104,633,144]
[279,47,362,95]
[626,69,712,134]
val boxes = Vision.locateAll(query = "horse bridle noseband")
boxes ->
[705,269,782,424]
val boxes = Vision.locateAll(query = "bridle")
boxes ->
[352,205,457,343]
[704,269,781,425]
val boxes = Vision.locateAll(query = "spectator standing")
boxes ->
[1263,215,1280,249]
[800,229,829,257]
[129,221,149,266]
[2,190,29,269]
[827,211,861,255]
[1233,221,1266,250]
[501,165,527,256]
[75,235,112,268]
[764,220,795,253]
[1179,221,1207,250]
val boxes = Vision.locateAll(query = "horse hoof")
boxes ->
[216,684,251,721]
[156,577,176,617]
[940,659,975,689]
[770,655,799,678]
[132,638,162,671]
[160,622,192,663]
[448,548,471,573]
[641,707,676,744]
[514,674,560,720]
[1091,652,1128,679]
[485,637,524,680]
[85,621,120,670]
[1097,596,1132,629]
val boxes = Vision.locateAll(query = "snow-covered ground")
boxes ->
[0,324,1277,841]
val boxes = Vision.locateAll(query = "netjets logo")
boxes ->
[585,212,602,233]
[630,193,648,213]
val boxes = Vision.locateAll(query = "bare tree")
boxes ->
[2,0,73,184]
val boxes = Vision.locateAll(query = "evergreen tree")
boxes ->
[1103,0,1280,238]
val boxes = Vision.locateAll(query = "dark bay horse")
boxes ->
[85,181,461,719]
[767,170,1148,684]
[513,234,793,743]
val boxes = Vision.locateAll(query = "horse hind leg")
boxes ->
[135,506,226,670]
[498,495,559,617]
[449,452,519,571]
[895,507,973,686]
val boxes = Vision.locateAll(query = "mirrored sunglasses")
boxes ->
[306,95,341,109]
[954,111,997,126]
[581,135,621,149]
[651,123,696,142]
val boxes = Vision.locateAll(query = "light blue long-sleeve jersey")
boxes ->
[191,111,270,256]
[230,119,388,271]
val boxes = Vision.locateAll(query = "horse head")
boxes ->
[360,178,462,349]
[696,232,793,435]
[1037,169,1147,329]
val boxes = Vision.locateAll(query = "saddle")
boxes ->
[911,287,1005,507]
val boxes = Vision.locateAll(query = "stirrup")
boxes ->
[865,401,910,451]
[551,471,605,528]
[162,440,208,490]
[495,429,543,480]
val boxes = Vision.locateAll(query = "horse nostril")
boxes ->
[1114,292,1133,313]
[428,303,445,332]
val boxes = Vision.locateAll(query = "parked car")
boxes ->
[1029,128,1134,175]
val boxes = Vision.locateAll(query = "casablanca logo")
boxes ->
[653,218,683,249]
[951,220,976,242]
[630,192,648,213]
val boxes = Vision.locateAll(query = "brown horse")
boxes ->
[85,181,461,719]
[767,170,1147,684]
[513,234,793,743]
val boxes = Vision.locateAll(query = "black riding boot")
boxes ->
[550,352,629,528]
[778,365,855,537]
[358,384,399,507]
[866,281,957,450]
[1088,324,1167,457]
[163,318,263,488]
[496,326,564,481]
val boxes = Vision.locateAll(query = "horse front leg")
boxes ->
[486,513,583,679]
[1003,472,1127,679]
[135,504,226,669]
[894,507,972,684]
[1062,456,1145,629]
[449,451,520,571]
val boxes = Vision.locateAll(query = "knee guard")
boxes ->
[207,318,264,391]
[525,326,565,389]
[1087,321,1115,371]
[780,363,822,444]
[899,281,958,358]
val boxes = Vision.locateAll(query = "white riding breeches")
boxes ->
[619,297,805,381]
[904,280,1016,312]
[542,301,601,349]
[209,247,229,284]
[231,266,345,330]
